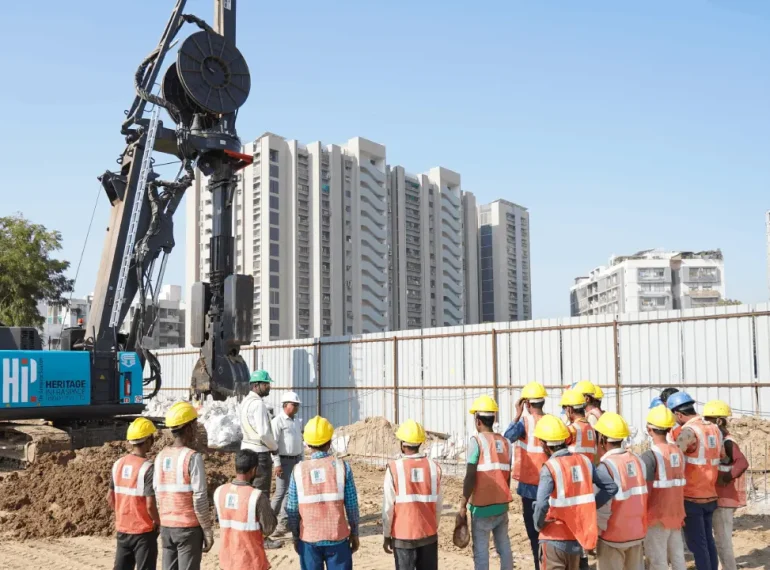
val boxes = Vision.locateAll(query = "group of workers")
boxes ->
[106,369,749,570]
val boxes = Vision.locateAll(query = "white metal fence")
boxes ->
[150,303,770,434]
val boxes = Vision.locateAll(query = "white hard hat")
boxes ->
[281,391,301,404]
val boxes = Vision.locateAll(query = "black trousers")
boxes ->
[251,451,273,497]
[114,530,158,570]
[393,542,438,570]
[522,497,540,570]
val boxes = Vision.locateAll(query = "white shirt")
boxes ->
[240,392,278,453]
[382,453,443,540]
[271,411,304,466]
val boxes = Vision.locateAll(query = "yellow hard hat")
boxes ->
[165,401,199,429]
[573,380,596,396]
[304,415,335,447]
[593,385,604,399]
[560,389,586,408]
[521,382,547,401]
[395,419,426,445]
[533,414,570,444]
[126,417,157,443]
[646,405,676,430]
[593,411,630,441]
[703,400,731,418]
[469,395,499,415]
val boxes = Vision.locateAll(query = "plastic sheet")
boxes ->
[144,395,245,448]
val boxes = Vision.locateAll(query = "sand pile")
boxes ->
[0,432,235,541]
[729,416,770,471]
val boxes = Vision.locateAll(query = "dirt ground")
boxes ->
[1,459,769,570]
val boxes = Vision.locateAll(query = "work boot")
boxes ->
[264,538,283,549]
[271,524,289,538]
[579,556,590,570]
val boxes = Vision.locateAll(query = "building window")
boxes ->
[270,324,280,337]
[270,227,279,241]
[270,196,279,210]
[270,180,279,194]
[270,259,279,272]
[269,149,278,162]
[270,243,279,256]
[270,212,279,225]
[270,164,279,178]
[270,308,279,320]
[270,275,279,288]
[270,291,279,304]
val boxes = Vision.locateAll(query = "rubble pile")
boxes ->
[145,395,245,448]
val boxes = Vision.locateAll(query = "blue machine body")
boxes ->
[1,350,143,410]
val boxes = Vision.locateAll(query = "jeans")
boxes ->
[471,512,514,570]
[252,451,273,497]
[160,526,203,570]
[393,541,438,570]
[114,530,158,570]
[683,500,719,570]
[272,455,301,527]
[298,540,353,570]
[522,497,540,570]
[713,507,737,570]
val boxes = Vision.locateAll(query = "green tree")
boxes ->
[716,298,742,306]
[0,214,74,327]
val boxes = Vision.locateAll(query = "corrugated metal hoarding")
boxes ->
[148,303,770,441]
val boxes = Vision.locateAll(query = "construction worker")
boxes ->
[382,419,443,570]
[561,389,597,462]
[240,369,278,501]
[154,401,213,570]
[660,388,680,406]
[271,391,304,537]
[640,405,686,570]
[703,400,749,570]
[214,449,277,570]
[594,412,648,570]
[573,381,602,427]
[504,381,548,570]
[458,395,513,570]
[533,415,618,570]
[286,415,360,570]
[108,417,160,570]
[668,392,724,570]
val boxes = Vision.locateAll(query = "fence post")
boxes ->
[491,329,499,403]
[613,320,621,414]
[393,337,399,425]
[316,339,322,417]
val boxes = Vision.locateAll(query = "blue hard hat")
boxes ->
[666,391,694,411]
[649,397,663,409]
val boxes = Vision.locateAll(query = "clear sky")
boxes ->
[1,0,768,318]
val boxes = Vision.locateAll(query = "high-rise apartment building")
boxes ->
[570,249,725,316]
[478,200,532,322]
[186,132,532,344]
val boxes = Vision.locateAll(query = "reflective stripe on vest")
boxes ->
[295,458,345,504]
[295,456,350,543]
[471,433,513,507]
[681,418,723,500]
[513,415,547,486]
[112,454,154,535]
[568,420,597,457]
[477,432,512,472]
[651,446,686,489]
[548,454,596,508]
[602,451,648,501]
[240,395,266,448]
[394,457,439,504]
[683,419,723,466]
[717,436,747,509]
[214,483,269,570]
[155,447,198,528]
[601,450,648,543]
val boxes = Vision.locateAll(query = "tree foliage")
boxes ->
[716,298,742,306]
[0,214,74,327]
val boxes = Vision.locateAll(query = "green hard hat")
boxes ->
[249,369,273,383]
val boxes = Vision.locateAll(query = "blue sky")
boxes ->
[1,0,768,318]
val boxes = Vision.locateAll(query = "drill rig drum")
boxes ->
[175,30,251,115]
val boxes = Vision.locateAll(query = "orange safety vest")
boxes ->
[295,456,350,543]
[717,436,747,509]
[513,415,547,486]
[681,417,723,501]
[567,419,597,461]
[539,453,598,550]
[155,446,199,528]
[647,443,686,530]
[471,432,513,507]
[214,483,270,570]
[600,450,648,543]
[112,454,155,534]
[388,456,441,541]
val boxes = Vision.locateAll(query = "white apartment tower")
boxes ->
[478,200,532,322]
[570,249,726,316]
